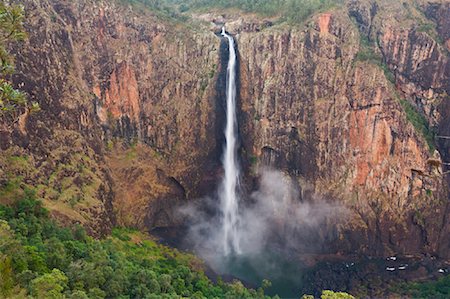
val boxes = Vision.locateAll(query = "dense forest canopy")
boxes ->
[0,189,276,298]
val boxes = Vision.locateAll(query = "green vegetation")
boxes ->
[355,36,381,64]
[187,0,343,23]
[123,0,343,24]
[399,98,435,152]
[0,2,39,123]
[0,2,26,74]
[380,62,395,85]
[417,23,435,35]
[0,129,111,220]
[391,275,450,299]
[116,0,189,22]
[355,35,395,84]
[0,188,275,298]
[302,290,355,299]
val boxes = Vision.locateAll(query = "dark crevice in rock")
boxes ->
[214,36,229,165]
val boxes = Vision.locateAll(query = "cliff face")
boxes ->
[3,0,222,234]
[2,0,449,258]
[235,0,450,257]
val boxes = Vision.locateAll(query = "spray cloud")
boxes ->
[179,168,347,268]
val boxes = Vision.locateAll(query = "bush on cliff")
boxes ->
[0,2,39,125]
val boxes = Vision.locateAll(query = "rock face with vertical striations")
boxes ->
[2,0,449,258]
[202,0,450,258]
[3,0,222,235]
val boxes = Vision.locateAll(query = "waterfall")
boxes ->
[220,27,241,255]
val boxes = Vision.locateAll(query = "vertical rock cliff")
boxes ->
[201,0,450,258]
[2,0,222,234]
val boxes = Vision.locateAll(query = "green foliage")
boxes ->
[301,291,355,299]
[185,0,342,24]
[116,0,189,22]
[0,79,26,111]
[125,0,342,24]
[0,2,40,123]
[392,275,450,299]
[30,269,68,299]
[355,35,395,84]
[355,38,381,63]
[417,23,434,35]
[0,2,26,74]
[0,255,14,297]
[0,189,273,298]
[321,290,355,299]
[380,62,395,85]
[399,98,435,152]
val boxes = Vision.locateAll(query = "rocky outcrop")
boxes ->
[3,0,449,259]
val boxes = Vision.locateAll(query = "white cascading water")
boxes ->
[220,27,241,255]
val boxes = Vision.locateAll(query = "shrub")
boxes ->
[399,98,435,152]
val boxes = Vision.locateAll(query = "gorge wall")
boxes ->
[235,0,450,258]
[1,0,449,259]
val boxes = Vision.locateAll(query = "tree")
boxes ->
[87,287,106,299]
[0,254,14,297]
[0,1,39,125]
[0,1,26,73]
[320,290,356,299]
[44,237,69,270]
[67,290,89,299]
[30,269,68,299]
[159,273,172,293]
[0,220,15,249]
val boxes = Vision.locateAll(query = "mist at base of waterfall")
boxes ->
[177,169,348,297]
[181,169,347,254]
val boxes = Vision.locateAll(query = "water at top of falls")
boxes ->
[220,27,241,255]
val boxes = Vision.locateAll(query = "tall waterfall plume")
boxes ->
[220,27,241,255]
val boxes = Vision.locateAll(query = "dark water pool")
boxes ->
[211,251,308,298]
[152,228,449,298]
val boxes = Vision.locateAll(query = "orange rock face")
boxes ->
[318,13,332,34]
[236,1,449,257]
[103,62,140,122]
